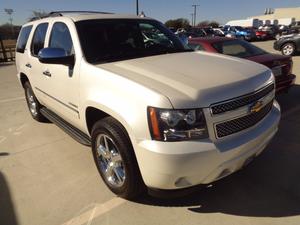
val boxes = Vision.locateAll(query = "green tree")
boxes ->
[208,21,220,28]
[197,20,220,28]
[165,18,191,30]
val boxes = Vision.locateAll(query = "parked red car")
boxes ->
[188,37,296,93]
[255,30,270,40]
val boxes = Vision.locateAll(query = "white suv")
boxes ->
[16,11,280,199]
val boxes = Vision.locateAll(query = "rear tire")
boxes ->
[281,43,296,56]
[24,82,47,122]
[91,117,145,199]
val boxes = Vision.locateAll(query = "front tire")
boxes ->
[91,117,145,199]
[24,82,47,122]
[281,43,296,56]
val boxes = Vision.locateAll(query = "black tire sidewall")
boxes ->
[24,82,47,122]
[24,82,40,119]
[91,118,144,199]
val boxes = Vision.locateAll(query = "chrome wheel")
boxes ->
[96,134,125,187]
[282,44,294,55]
[26,88,38,116]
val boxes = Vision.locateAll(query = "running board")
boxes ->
[40,107,91,146]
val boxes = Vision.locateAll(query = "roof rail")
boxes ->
[49,11,113,17]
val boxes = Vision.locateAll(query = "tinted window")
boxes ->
[31,23,48,56]
[76,19,189,64]
[16,25,32,53]
[212,39,266,58]
[49,22,73,55]
[188,43,205,51]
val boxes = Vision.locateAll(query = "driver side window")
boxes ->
[139,23,173,48]
[49,22,74,55]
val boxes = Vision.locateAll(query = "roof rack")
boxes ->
[28,11,114,22]
[49,11,113,17]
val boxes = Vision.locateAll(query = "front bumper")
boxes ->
[273,41,281,51]
[135,101,280,190]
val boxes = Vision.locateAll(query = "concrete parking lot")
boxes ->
[1,40,300,225]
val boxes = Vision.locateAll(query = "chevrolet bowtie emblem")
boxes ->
[250,101,264,113]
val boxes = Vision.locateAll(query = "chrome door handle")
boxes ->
[43,70,51,77]
[25,63,32,68]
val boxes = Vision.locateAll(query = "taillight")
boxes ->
[289,60,293,74]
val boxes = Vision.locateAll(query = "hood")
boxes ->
[279,33,300,40]
[97,51,273,108]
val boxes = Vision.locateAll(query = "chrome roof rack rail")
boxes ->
[49,11,113,17]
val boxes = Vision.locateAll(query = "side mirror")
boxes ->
[38,48,74,66]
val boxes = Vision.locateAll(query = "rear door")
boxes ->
[26,22,49,104]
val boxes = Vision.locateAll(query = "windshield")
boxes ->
[212,39,267,58]
[75,19,191,64]
[235,26,245,31]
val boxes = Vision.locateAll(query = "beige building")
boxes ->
[249,7,300,22]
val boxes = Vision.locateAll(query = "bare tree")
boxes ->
[28,10,48,21]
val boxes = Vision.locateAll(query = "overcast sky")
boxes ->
[0,0,300,25]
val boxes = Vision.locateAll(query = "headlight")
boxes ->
[148,107,208,141]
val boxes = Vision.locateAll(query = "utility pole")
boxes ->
[4,8,14,38]
[190,13,194,27]
[192,4,200,27]
[136,0,139,15]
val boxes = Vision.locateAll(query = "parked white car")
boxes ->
[16,11,280,199]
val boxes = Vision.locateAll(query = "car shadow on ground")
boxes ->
[136,85,300,218]
[0,170,19,225]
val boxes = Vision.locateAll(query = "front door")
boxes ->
[38,21,80,125]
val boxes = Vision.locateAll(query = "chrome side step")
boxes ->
[40,107,91,146]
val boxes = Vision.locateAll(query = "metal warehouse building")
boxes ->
[249,7,300,22]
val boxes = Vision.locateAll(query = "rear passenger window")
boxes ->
[31,23,48,56]
[16,25,33,53]
[49,22,74,55]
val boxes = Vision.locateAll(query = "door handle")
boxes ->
[25,63,32,68]
[43,70,51,77]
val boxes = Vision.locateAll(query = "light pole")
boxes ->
[192,4,200,27]
[4,8,14,38]
[190,13,194,27]
[136,0,139,15]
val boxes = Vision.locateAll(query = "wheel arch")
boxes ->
[84,105,136,145]
[280,41,296,49]
[19,72,29,88]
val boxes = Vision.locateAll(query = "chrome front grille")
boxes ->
[211,84,275,115]
[215,100,273,138]
[207,83,275,139]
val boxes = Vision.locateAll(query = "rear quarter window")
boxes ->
[16,25,33,53]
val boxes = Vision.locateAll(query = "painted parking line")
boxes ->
[61,197,126,225]
[0,96,25,104]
